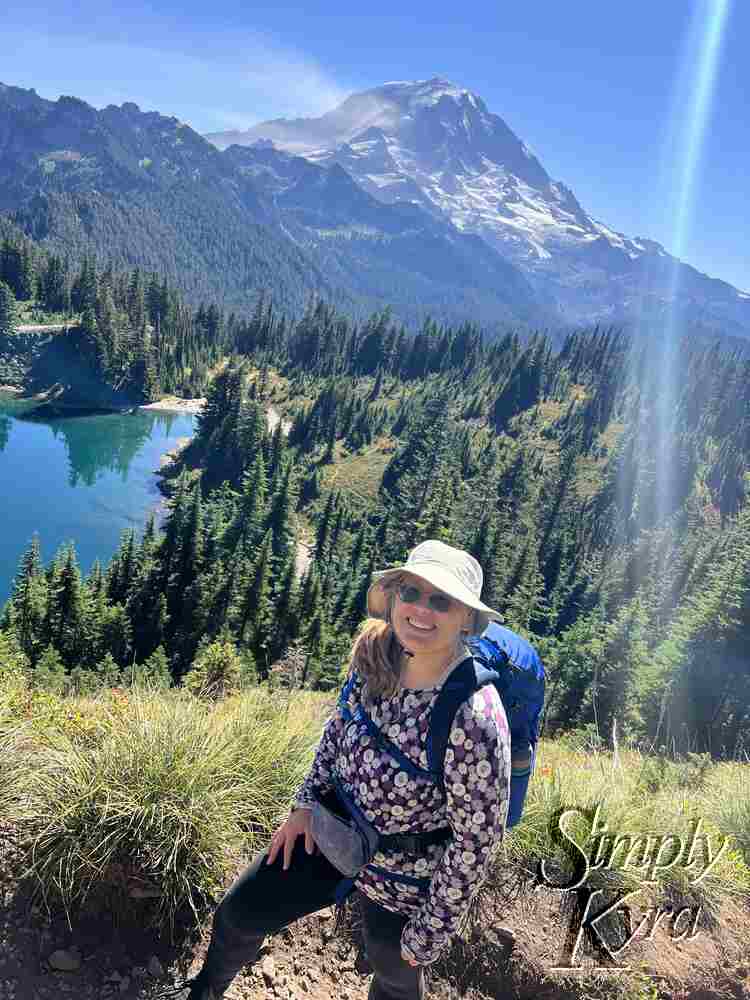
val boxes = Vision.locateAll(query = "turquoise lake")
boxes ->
[0,395,195,604]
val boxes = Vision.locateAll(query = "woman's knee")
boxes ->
[361,900,407,970]
[212,853,274,940]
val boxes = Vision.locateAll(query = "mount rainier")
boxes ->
[207,77,750,340]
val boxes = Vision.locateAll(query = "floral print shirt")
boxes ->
[294,651,512,965]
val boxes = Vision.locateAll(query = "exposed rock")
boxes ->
[48,949,81,971]
[261,955,276,984]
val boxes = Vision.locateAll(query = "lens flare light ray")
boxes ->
[635,0,732,533]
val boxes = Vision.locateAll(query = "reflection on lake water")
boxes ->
[45,410,182,487]
[0,412,10,453]
[0,397,194,603]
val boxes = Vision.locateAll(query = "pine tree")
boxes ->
[0,281,18,339]
[55,546,88,666]
[5,536,46,661]
[94,652,122,688]
[267,460,297,572]
[270,557,298,657]
[135,645,171,688]
[160,471,190,589]
[315,491,337,561]
[233,451,267,550]
[39,255,69,314]
[34,644,67,693]
[243,528,274,673]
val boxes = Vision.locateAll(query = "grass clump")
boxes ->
[505,737,750,918]
[1,679,329,931]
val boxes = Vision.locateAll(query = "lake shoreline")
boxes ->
[140,396,206,414]
[1,388,206,418]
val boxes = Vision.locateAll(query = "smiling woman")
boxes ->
[390,573,475,690]
[182,540,512,1000]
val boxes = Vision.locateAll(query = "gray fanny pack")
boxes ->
[310,781,380,877]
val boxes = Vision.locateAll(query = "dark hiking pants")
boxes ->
[200,839,425,999]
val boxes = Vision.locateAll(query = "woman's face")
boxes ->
[390,571,473,656]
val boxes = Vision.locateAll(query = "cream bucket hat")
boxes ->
[366,539,502,635]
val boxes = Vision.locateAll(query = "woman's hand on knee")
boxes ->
[267,808,315,871]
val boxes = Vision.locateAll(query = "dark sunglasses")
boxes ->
[396,583,454,614]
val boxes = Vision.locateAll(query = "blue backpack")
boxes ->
[440,622,546,827]
[339,622,546,830]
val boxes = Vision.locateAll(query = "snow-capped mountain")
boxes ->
[207,78,750,339]
[0,80,546,332]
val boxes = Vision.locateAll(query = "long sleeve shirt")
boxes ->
[294,650,512,965]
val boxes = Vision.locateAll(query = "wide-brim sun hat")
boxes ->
[366,539,503,635]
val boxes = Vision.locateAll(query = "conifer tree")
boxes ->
[55,546,88,666]
[94,652,122,688]
[315,491,337,561]
[34,645,67,693]
[267,460,297,572]
[236,528,274,669]
[0,280,18,339]
[5,536,46,661]
[271,557,298,656]
[160,471,190,588]
[135,645,171,688]
[233,451,267,550]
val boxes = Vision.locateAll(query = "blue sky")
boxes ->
[3,0,748,291]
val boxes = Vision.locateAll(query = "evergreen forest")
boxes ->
[2,227,750,759]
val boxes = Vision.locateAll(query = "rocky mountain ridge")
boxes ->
[0,81,545,333]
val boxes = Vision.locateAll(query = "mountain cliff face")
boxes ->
[0,82,545,332]
[0,82,339,318]
[209,77,750,339]
[225,142,543,329]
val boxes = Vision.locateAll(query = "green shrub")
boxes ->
[33,645,66,694]
[183,638,242,699]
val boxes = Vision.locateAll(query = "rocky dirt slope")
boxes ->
[2,820,749,1000]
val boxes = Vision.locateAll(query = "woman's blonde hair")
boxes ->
[346,576,404,701]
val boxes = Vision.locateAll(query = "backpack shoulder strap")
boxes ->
[338,671,435,781]
[427,657,499,795]
[337,671,358,722]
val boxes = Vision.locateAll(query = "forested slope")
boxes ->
[2,240,749,754]
[0,220,234,403]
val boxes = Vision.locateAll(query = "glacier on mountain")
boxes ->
[206,77,750,337]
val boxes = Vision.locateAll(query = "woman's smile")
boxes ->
[405,617,436,632]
